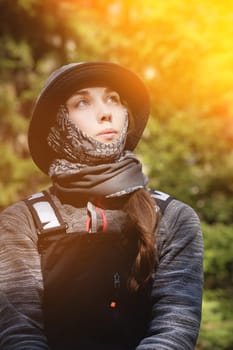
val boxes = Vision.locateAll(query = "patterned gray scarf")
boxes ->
[47,105,128,172]
[47,105,148,202]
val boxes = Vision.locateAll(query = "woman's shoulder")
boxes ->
[157,198,202,257]
[150,188,200,223]
[163,197,200,228]
[0,199,28,219]
[0,194,40,241]
[151,189,202,243]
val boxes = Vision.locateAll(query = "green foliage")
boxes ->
[138,110,233,224]
[0,143,49,209]
[202,223,233,289]
[198,290,233,350]
[195,223,233,350]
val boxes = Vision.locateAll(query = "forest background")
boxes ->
[0,0,232,349]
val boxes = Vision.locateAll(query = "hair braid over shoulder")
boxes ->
[124,189,160,292]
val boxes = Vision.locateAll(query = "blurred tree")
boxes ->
[199,223,233,350]
[0,1,233,349]
[139,107,233,224]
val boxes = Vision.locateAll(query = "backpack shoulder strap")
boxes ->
[24,190,67,235]
[149,189,173,215]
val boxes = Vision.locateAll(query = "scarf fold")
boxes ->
[47,105,128,165]
[47,104,147,205]
[51,152,148,204]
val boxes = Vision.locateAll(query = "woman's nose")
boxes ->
[96,110,112,123]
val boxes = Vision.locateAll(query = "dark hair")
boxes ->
[124,189,160,292]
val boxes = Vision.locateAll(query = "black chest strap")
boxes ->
[24,189,173,235]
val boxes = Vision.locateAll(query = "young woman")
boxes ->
[0,62,203,350]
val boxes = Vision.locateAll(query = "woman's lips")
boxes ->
[96,129,118,140]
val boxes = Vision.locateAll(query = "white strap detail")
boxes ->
[87,202,97,233]
[27,192,44,200]
[151,190,170,201]
[32,202,61,229]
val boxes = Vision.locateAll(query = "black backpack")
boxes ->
[25,189,172,350]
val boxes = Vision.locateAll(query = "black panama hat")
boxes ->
[28,61,151,174]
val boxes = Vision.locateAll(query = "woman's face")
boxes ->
[65,87,127,144]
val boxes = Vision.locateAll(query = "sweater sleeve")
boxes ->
[136,200,204,350]
[0,202,49,349]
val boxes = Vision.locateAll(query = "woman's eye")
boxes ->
[107,93,121,104]
[75,99,89,108]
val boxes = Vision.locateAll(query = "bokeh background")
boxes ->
[0,0,232,348]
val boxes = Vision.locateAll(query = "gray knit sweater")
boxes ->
[0,190,203,349]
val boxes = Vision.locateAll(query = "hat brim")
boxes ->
[28,62,150,174]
